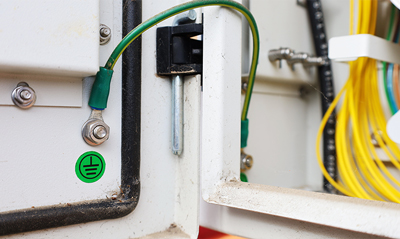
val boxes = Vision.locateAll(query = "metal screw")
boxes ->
[100,24,111,45]
[240,151,253,172]
[11,82,36,109]
[93,125,107,139]
[20,90,32,100]
[242,81,248,94]
[100,28,111,38]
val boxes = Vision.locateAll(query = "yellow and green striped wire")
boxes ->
[102,0,259,148]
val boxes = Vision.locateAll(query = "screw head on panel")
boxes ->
[11,82,36,109]
[240,152,253,171]
[93,125,107,139]
[100,24,111,45]
[20,90,32,100]
[82,119,110,146]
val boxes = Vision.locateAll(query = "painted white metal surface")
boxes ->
[0,0,121,214]
[200,199,389,239]
[3,0,400,238]
[249,0,316,84]
[244,83,310,189]
[0,75,82,107]
[202,5,242,197]
[243,0,350,190]
[0,0,99,78]
[0,1,200,238]
[0,0,99,107]
[201,0,400,238]
[329,34,400,63]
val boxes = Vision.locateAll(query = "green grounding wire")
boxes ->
[383,4,396,115]
[89,0,260,148]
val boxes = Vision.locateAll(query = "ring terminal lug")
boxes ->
[82,109,110,146]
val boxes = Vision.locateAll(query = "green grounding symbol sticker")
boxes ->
[75,151,106,183]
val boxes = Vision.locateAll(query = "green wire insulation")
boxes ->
[383,5,396,115]
[89,67,114,109]
[240,172,248,182]
[104,0,259,122]
[88,0,259,147]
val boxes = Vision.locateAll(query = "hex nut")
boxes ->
[82,119,110,146]
[100,24,111,45]
[11,82,36,109]
[240,153,253,171]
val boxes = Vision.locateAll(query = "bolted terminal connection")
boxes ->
[100,24,111,45]
[93,125,108,139]
[11,82,36,109]
[240,150,253,172]
[82,109,110,146]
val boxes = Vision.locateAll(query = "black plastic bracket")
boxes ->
[156,23,203,76]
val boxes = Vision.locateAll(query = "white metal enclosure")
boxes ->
[200,0,400,238]
[1,0,400,238]
[0,0,200,238]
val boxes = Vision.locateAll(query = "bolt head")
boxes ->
[242,82,248,92]
[20,90,32,100]
[100,27,111,37]
[82,119,110,146]
[111,193,118,200]
[100,24,111,45]
[93,125,107,139]
[244,157,252,168]
[240,153,253,171]
[11,83,36,109]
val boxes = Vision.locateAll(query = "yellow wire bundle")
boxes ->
[316,0,400,202]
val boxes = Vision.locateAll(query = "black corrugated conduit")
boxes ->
[305,0,337,193]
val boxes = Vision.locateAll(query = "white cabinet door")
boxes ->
[0,0,200,238]
[200,1,400,238]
